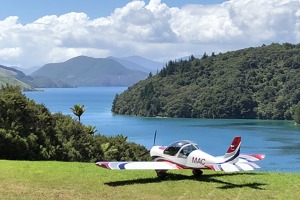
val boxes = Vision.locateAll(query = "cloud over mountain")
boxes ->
[1,0,300,68]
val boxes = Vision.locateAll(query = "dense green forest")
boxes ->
[0,85,148,161]
[112,43,300,122]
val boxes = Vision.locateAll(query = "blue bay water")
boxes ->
[24,87,300,173]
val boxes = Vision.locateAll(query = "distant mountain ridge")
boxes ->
[108,56,150,73]
[1,55,165,88]
[119,56,165,73]
[15,66,41,75]
[31,56,150,87]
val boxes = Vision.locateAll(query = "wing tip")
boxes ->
[255,154,265,160]
[95,162,111,169]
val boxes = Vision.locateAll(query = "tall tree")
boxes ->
[71,104,85,122]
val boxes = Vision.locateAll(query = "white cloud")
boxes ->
[225,0,300,43]
[0,0,300,68]
[170,4,242,43]
[0,47,22,58]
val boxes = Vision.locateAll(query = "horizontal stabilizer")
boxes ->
[96,161,183,170]
[238,154,265,162]
[208,160,261,172]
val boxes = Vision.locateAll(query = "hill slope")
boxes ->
[0,65,35,91]
[112,43,300,120]
[31,56,148,87]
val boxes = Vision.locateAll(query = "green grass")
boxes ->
[0,160,299,200]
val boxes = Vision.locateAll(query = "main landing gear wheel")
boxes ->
[156,170,168,178]
[192,169,203,177]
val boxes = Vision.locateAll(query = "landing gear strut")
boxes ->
[156,170,168,178]
[192,169,203,177]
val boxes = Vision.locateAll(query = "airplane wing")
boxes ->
[96,161,183,170]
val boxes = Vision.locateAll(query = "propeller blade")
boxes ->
[139,130,157,157]
[153,130,157,146]
[139,150,150,157]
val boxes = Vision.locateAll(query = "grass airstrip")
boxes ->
[0,160,299,200]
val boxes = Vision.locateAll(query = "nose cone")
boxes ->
[150,146,166,157]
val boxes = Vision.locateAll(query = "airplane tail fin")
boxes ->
[223,136,241,162]
[207,136,265,172]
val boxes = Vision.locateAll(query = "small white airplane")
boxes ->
[96,135,265,177]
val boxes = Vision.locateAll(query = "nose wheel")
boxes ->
[192,169,203,177]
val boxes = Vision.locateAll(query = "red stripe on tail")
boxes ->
[226,136,241,153]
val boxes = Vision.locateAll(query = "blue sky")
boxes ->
[1,0,300,68]
[1,0,226,24]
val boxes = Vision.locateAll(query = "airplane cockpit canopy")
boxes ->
[163,140,199,156]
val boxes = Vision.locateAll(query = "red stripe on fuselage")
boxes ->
[155,158,208,170]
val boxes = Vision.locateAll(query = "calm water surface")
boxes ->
[25,87,300,173]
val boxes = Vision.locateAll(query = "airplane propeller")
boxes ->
[139,130,157,158]
[153,130,157,146]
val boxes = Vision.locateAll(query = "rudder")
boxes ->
[224,136,241,159]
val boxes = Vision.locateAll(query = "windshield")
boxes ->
[178,144,198,158]
[163,140,198,156]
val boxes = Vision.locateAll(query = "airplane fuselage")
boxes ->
[150,146,223,169]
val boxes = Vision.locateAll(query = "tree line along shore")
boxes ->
[112,43,300,124]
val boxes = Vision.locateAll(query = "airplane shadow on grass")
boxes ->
[105,172,267,190]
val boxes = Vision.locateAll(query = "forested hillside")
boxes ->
[112,43,300,120]
[0,65,70,89]
[0,65,35,91]
[0,85,148,161]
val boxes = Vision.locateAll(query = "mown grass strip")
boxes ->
[0,160,299,200]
